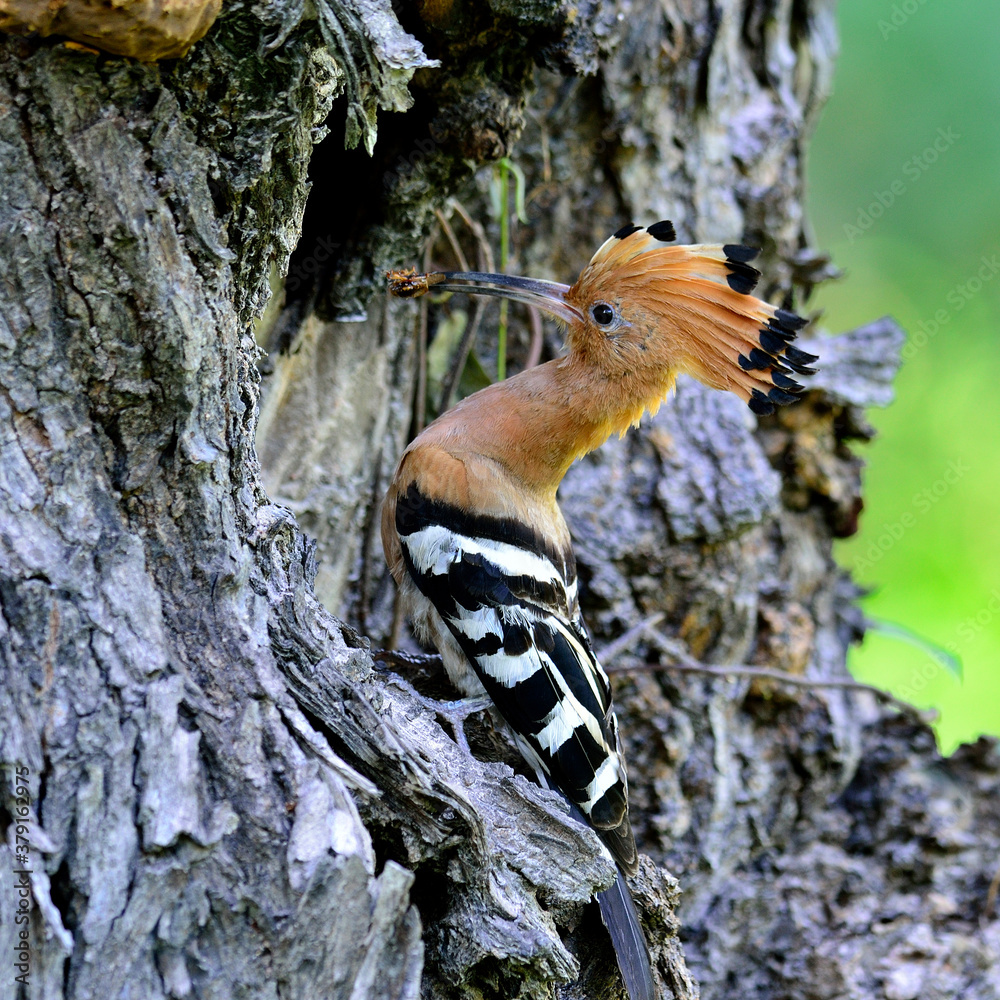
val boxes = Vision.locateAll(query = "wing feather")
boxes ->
[396,484,638,872]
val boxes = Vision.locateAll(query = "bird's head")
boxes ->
[387,220,817,417]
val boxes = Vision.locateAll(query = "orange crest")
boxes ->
[565,222,816,414]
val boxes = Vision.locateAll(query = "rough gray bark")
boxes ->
[2,4,997,1000]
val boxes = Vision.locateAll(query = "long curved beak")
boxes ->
[387,269,582,326]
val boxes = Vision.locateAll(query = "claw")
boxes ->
[409,692,493,755]
[378,660,492,755]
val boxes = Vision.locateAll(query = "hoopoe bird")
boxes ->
[382,221,816,1000]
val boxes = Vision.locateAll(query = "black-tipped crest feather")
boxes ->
[723,243,760,263]
[775,307,808,330]
[724,259,760,294]
[646,220,676,242]
[759,329,788,354]
[784,344,819,365]
[772,370,803,390]
[749,389,776,415]
[747,347,776,370]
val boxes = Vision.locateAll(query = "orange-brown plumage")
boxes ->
[562,226,814,412]
[386,221,815,447]
[382,218,817,688]
[381,220,815,1000]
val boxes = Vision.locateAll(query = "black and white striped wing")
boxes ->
[396,484,636,871]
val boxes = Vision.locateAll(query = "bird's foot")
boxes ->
[389,680,492,755]
[374,650,492,753]
[414,692,493,755]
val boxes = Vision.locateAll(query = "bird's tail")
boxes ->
[536,778,657,998]
[597,868,657,1000]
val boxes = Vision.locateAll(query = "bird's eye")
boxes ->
[591,302,616,326]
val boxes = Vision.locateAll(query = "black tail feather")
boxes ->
[597,869,657,1000]
[558,786,657,999]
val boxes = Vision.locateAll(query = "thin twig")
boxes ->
[439,296,487,413]
[414,231,435,435]
[451,199,495,272]
[496,159,510,381]
[416,300,428,435]
[434,201,491,413]
[596,613,666,664]
[525,305,544,370]
[434,206,472,273]
[600,618,930,718]
[645,661,926,716]
[373,648,443,669]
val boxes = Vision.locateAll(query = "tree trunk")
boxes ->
[2,3,998,1000]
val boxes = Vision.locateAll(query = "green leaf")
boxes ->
[865,617,964,681]
[458,349,493,398]
[502,157,529,224]
[426,309,468,411]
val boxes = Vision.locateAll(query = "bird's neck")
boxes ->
[425,356,671,498]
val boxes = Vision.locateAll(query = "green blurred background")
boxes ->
[807,0,1000,752]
